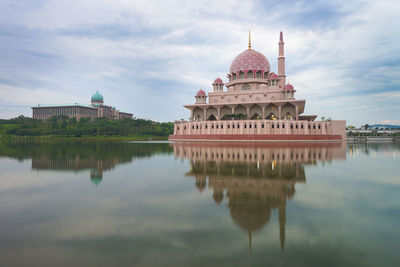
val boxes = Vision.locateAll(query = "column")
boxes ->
[278,106,282,120]
[246,106,250,119]
[262,106,265,120]
[190,109,194,121]
[203,109,207,121]
[217,108,221,121]
[295,105,299,120]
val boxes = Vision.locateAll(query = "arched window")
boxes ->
[247,70,253,79]
[239,71,245,79]
[256,71,262,78]
[232,73,237,80]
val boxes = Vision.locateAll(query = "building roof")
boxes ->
[230,49,270,74]
[32,103,97,109]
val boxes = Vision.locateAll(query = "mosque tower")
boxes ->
[278,31,286,87]
[195,89,207,104]
[212,78,224,92]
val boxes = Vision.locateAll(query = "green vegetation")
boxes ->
[0,115,174,139]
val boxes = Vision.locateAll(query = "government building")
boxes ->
[32,91,133,121]
[169,31,345,141]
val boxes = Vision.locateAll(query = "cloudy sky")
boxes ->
[0,0,399,126]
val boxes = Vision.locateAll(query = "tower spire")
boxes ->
[278,30,286,86]
[248,230,252,253]
[279,203,286,251]
[248,29,251,49]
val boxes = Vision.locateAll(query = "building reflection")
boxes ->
[0,141,173,186]
[172,142,346,251]
[31,155,125,186]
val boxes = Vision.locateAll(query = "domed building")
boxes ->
[32,91,133,121]
[170,31,345,141]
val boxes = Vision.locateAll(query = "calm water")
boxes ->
[0,140,399,266]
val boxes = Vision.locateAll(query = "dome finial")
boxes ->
[248,29,251,49]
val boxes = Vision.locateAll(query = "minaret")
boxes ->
[279,202,286,251]
[248,230,252,254]
[278,31,286,87]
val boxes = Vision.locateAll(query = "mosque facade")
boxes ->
[31,91,133,121]
[169,31,345,141]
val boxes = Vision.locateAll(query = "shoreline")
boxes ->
[0,135,169,141]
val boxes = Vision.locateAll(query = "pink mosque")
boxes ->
[169,31,346,141]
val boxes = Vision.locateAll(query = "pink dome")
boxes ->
[213,77,223,84]
[269,73,278,79]
[196,89,206,96]
[283,83,294,91]
[230,49,270,74]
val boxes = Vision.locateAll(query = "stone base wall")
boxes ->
[170,120,346,141]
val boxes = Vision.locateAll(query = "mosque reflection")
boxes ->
[172,142,346,251]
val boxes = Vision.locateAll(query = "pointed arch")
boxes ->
[247,70,254,79]
[249,104,262,120]
[206,107,217,121]
[239,71,245,79]
[193,108,203,121]
[265,104,278,120]
[220,105,233,120]
[281,103,295,120]
[234,104,247,119]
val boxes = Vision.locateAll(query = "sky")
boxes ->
[0,0,399,126]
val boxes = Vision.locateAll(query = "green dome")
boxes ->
[91,90,103,102]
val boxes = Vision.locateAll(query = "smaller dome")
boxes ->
[91,90,103,102]
[196,89,206,96]
[283,83,294,91]
[269,73,278,79]
[213,77,223,84]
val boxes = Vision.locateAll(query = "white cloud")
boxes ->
[0,0,399,124]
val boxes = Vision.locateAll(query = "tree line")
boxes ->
[0,115,174,137]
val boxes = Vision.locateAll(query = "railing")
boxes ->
[174,119,335,136]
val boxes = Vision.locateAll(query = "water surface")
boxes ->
[0,140,399,266]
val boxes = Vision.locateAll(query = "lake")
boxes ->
[0,140,399,266]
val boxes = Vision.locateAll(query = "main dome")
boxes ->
[230,49,270,74]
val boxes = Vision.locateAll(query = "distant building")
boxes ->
[32,91,132,120]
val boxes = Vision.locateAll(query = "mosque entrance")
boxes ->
[208,114,217,121]
[266,113,278,120]
[251,113,261,120]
